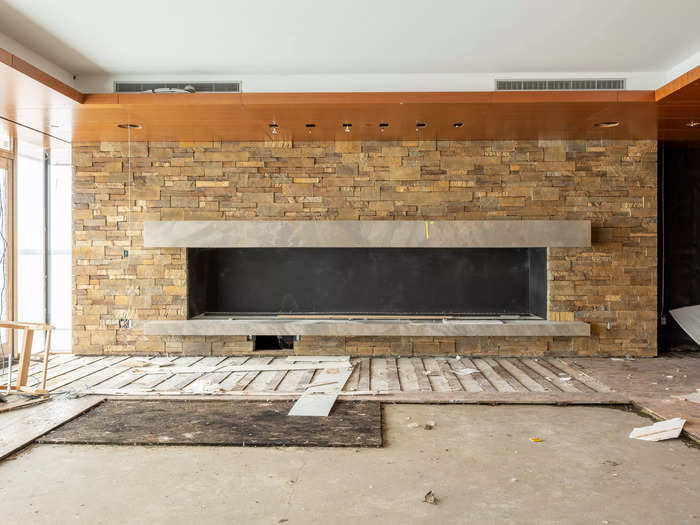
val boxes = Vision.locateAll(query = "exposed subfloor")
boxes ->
[11,354,621,403]
[1,405,699,525]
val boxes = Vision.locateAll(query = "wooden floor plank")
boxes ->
[473,358,516,392]
[423,358,449,392]
[342,359,361,392]
[370,358,389,391]
[385,357,401,391]
[496,358,546,392]
[449,358,483,392]
[460,357,496,392]
[546,358,613,393]
[0,396,104,460]
[397,357,420,392]
[436,358,463,392]
[231,357,274,391]
[47,356,133,392]
[248,357,288,392]
[411,358,434,392]
[484,358,528,392]
[357,358,371,391]
[521,359,580,393]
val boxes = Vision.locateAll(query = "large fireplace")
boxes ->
[143,220,590,339]
[187,247,547,319]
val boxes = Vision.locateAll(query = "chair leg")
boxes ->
[16,327,34,389]
[40,328,52,391]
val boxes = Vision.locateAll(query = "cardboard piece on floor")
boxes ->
[629,417,686,441]
[288,365,353,417]
[669,305,700,345]
[287,394,338,416]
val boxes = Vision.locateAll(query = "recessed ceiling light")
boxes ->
[305,123,316,128]
[343,123,352,133]
[269,123,279,134]
[593,121,620,128]
[378,123,389,133]
[117,123,141,129]
[416,122,427,128]
[453,122,463,128]
[686,121,700,128]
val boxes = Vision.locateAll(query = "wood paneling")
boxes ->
[1,45,700,143]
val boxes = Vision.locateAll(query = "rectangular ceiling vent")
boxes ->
[495,79,625,91]
[114,81,241,93]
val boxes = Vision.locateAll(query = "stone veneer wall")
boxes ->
[73,140,657,357]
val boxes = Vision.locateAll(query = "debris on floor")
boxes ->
[423,490,439,505]
[451,367,479,375]
[629,418,686,441]
[671,390,700,403]
[424,420,436,430]
[530,437,543,443]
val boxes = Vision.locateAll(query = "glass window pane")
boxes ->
[0,160,9,351]
[17,140,46,349]
[49,145,72,352]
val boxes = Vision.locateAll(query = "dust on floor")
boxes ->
[1,404,699,525]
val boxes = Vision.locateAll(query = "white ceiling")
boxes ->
[1,0,700,91]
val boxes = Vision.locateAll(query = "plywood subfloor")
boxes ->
[14,354,623,404]
[38,400,382,447]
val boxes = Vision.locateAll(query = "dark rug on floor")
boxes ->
[38,400,382,447]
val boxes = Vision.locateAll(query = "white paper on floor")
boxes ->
[629,417,686,441]
[669,305,700,345]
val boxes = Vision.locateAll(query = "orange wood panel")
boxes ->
[656,65,700,101]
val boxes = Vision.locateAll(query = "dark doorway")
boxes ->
[659,142,700,351]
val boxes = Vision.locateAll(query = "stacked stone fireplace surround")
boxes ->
[72,139,657,357]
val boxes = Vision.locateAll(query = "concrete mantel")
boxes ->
[144,318,590,337]
[143,220,591,248]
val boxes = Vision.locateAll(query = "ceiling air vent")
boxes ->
[114,81,242,93]
[495,78,625,91]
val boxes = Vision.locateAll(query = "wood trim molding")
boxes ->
[656,65,700,101]
[0,47,83,104]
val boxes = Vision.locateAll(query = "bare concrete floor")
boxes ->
[2,405,699,525]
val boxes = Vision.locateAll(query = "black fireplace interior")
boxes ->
[187,247,547,318]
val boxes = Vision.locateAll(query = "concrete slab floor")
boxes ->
[1,405,699,525]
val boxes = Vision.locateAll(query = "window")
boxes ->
[16,136,72,352]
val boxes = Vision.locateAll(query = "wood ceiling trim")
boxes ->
[656,65,700,101]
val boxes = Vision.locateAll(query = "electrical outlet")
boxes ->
[119,319,132,329]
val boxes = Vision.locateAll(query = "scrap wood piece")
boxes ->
[629,417,686,441]
[0,395,49,414]
[0,395,104,460]
[132,363,336,375]
[286,356,350,363]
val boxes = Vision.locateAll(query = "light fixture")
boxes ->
[593,121,620,128]
[117,123,141,129]
[378,122,389,133]
[343,123,352,133]
[453,122,463,128]
[415,122,426,132]
[686,121,700,128]
[305,123,315,135]
[269,123,279,135]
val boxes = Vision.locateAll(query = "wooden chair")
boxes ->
[0,321,54,395]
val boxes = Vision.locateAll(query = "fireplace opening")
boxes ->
[253,335,295,351]
[187,247,547,319]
